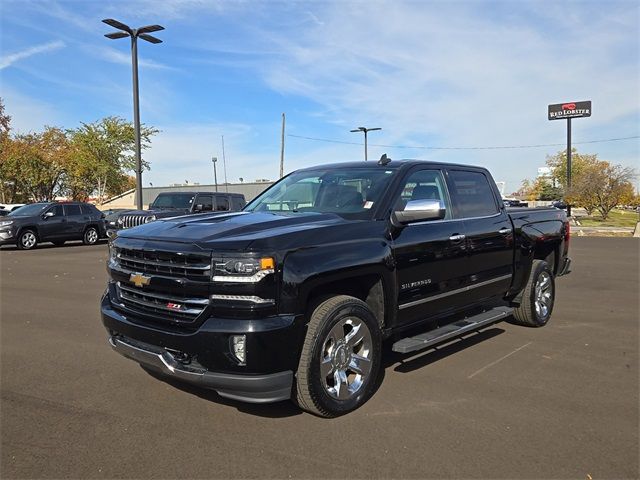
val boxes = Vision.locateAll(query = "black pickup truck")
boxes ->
[110,191,246,234]
[102,159,570,417]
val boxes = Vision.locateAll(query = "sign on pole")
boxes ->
[548,101,591,120]
[548,100,592,217]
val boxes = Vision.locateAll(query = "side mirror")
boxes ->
[194,204,204,212]
[43,211,55,219]
[392,199,446,226]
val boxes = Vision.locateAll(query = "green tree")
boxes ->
[68,117,158,203]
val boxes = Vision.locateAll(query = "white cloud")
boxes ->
[0,40,65,70]
[250,2,639,190]
[98,46,173,70]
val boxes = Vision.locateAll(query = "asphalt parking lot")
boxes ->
[1,237,638,479]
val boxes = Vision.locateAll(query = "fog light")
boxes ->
[230,335,246,364]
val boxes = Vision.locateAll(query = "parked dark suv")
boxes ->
[0,202,106,250]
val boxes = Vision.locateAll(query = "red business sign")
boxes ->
[548,101,591,120]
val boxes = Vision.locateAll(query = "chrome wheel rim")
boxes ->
[21,232,36,248]
[86,229,98,243]
[320,317,373,400]
[534,271,553,319]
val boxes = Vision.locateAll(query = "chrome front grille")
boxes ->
[118,215,147,229]
[116,282,208,324]
[115,247,211,279]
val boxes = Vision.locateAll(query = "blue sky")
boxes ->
[1,0,638,193]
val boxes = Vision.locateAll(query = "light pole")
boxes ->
[102,18,164,210]
[212,157,219,192]
[350,126,381,161]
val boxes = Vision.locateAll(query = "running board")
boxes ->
[392,306,513,354]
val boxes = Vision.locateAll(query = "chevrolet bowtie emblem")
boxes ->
[129,273,151,288]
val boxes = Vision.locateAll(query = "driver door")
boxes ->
[39,205,68,240]
[391,168,468,327]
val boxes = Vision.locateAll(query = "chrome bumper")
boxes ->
[108,336,293,403]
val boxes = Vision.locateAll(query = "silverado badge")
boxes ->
[129,273,151,288]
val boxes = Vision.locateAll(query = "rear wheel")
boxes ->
[295,295,381,417]
[83,227,99,245]
[512,260,555,327]
[17,230,38,250]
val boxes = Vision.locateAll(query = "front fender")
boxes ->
[279,239,396,323]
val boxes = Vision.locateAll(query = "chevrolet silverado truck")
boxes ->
[110,191,246,235]
[102,159,571,417]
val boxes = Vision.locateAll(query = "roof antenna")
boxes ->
[378,153,391,166]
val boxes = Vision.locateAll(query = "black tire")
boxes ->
[52,240,65,247]
[295,295,382,417]
[512,260,555,327]
[83,226,99,245]
[17,229,38,250]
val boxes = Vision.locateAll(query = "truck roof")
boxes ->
[297,159,489,173]
[156,191,244,197]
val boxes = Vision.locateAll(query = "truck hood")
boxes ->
[115,211,351,250]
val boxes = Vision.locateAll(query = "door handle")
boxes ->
[498,227,512,235]
[449,234,466,242]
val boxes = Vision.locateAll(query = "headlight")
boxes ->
[144,215,156,223]
[108,243,118,266]
[0,220,13,227]
[212,255,275,282]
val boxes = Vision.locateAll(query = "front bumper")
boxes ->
[101,293,302,403]
[108,335,293,403]
[0,229,16,245]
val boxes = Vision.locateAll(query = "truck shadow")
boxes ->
[383,327,506,373]
[142,326,505,419]
[141,367,303,418]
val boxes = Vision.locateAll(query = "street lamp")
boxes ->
[102,18,164,210]
[350,126,381,161]
[212,157,219,192]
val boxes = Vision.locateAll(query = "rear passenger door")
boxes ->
[446,169,514,303]
[62,204,84,238]
[391,168,469,327]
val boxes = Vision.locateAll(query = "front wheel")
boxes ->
[83,227,99,245]
[295,295,382,417]
[512,260,555,327]
[17,230,38,250]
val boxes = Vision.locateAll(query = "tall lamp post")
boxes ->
[212,157,219,192]
[350,126,381,161]
[102,18,164,210]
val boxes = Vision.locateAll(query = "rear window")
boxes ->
[215,196,230,211]
[64,204,82,216]
[80,204,96,215]
[449,170,499,218]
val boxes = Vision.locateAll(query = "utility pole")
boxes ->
[221,135,228,192]
[212,156,218,192]
[280,113,286,178]
[350,126,381,161]
[102,19,164,210]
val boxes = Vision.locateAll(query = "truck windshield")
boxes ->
[150,194,195,209]
[244,167,397,219]
[8,204,48,216]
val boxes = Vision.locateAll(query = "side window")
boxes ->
[80,204,93,215]
[64,204,82,216]
[448,170,499,218]
[394,169,451,218]
[232,196,245,210]
[197,195,213,211]
[215,196,230,211]
[48,205,64,216]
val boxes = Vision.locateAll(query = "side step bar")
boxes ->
[392,306,513,354]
